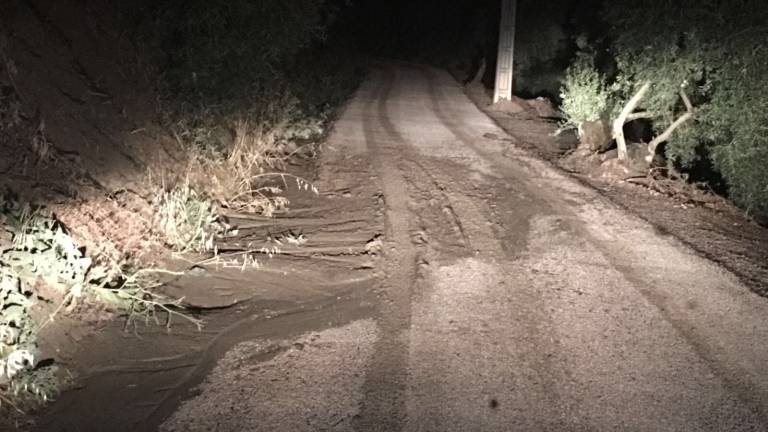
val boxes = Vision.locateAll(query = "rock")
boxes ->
[580,120,612,152]
[527,96,560,118]
[597,142,650,180]
[599,158,632,179]
[600,148,619,162]
[487,96,529,115]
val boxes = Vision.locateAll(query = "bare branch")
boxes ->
[679,88,693,112]
[626,111,653,121]
[646,88,695,162]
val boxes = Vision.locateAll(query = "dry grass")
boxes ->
[171,114,319,213]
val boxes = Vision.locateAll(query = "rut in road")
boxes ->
[160,62,768,432]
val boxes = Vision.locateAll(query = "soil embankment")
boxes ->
[1,0,183,262]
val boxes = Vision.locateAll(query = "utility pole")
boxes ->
[493,0,517,103]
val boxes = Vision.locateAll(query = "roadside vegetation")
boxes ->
[0,0,362,416]
[559,1,768,220]
[133,0,362,250]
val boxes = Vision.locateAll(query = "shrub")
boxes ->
[144,0,329,102]
[563,0,768,217]
[559,51,610,134]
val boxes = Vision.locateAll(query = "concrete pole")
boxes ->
[493,0,517,103]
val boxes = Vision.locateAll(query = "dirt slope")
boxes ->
[1,0,182,262]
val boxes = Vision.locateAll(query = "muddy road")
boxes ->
[42,63,768,431]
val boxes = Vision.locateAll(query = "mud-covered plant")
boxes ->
[8,364,60,406]
[184,115,322,216]
[559,45,610,136]
[91,268,202,331]
[153,184,221,253]
[229,173,319,217]
[0,195,201,410]
[0,202,63,409]
[0,267,36,382]
[3,202,93,293]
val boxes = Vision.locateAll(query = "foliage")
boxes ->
[559,48,610,133]
[119,1,357,228]
[603,3,710,158]
[0,37,22,132]
[0,84,21,131]
[144,0,329,101]
[119,0,358,157]
[704,61,768,216]
[0,195,200,410]
[513,2,570,95]
[0,199,70,407]
[560,1,768,217]
[91,268,202,331]
[286,39,364,116]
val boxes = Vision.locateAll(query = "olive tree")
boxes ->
[560,0,768,217]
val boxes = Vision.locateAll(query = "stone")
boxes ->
[527,96,560,118]
[580,120,612,152]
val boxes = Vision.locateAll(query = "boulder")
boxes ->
[487,96,529,115]
[527,96,560,118]
[598,142,650,180]
[580,120,612,152]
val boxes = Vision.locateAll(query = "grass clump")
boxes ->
[153,183,221,253]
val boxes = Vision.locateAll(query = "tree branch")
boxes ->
[613,82,651,160]
[646,88,694,162]
[626,111,653,121]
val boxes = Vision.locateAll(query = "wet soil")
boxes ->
[31,143,386,431]
[463,83,768,297]
[160,62,768,431]
[28,61,768,432]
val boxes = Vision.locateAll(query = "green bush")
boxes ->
[561,0,768,218]
[144,0,328,101]
[559,51,610,133]
[123,0,361,163]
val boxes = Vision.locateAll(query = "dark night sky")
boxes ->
[340,0,497,58]
[338,0,602,62]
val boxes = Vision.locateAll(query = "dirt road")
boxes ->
[160,63,768,431]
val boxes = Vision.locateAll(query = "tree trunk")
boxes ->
[612,81,651,161]
[470,58,486,85]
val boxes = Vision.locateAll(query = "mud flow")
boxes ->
[34,153,385,431]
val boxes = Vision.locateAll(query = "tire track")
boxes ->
[353,65,421,432]
[420,64,768,429]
